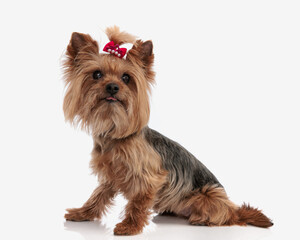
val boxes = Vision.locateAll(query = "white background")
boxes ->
[0,1,299,239]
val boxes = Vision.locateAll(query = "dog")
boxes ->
[63,26,273,235]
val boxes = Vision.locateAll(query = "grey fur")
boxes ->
[144,127,222,212]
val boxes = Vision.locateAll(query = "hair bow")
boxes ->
[103,41,127,58]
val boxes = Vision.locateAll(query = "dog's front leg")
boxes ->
[114,191,154,235]
[65,182,116,221]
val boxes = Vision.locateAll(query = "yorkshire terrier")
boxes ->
[63,26,273,235]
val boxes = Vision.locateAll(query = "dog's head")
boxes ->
[63,26,155,139]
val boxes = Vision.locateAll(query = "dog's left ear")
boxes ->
[127,40,155,81]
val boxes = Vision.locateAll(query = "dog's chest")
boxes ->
[91,135,167,196]
[92,150,166,197]
[95,154,152,196]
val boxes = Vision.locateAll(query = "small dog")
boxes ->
[63,26,273,235]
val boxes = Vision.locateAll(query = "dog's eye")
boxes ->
[122,73,130,84]
[93,71,103,80]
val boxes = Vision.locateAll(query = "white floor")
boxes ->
[2,192,289,240]
[63,214,274,240]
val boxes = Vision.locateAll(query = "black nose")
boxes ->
[106,83,119,95]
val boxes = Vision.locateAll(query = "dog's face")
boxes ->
[63,32,155,139]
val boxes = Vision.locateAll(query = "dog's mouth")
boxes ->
[101,96,123,105]
[98,96,127,109]
[106,96,118,102]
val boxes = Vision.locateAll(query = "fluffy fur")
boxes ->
[63,26,273,235]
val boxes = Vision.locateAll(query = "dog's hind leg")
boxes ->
[65,182,116,221]
[185,184,273,227]
[185,185,240,226]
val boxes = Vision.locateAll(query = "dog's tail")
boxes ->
[235,203,273,228]
[224,201,273,228]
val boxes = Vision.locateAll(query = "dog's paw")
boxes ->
[113,220,142,235]
[64,207,95,222]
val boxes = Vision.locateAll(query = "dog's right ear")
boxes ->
[67,32,99,59]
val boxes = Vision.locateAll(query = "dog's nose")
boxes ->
[106,83,119,95]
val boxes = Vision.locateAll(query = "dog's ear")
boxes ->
[127,40,153,66]
[67,32,99,59]
[126,40,155,82]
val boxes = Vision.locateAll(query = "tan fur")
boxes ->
[105,26,137,45]
[65,182,116,221]
[63,26,272,235]
[63,50,152,139]
[237,203,274,228]
[90,133,167,199]
[185,185,240,226]
[90,133,167,235]
[154,184,272,228]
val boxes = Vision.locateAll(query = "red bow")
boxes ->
[103,41,127,58]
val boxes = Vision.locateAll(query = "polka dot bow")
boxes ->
[103,41,127,58]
